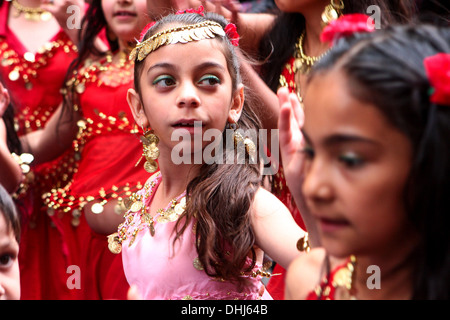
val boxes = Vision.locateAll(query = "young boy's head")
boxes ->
[0,184,20,300]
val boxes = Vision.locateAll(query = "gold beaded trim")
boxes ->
[130,21,225,62]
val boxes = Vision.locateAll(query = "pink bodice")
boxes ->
[118,173,271,300]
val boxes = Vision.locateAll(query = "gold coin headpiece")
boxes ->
[130,21,226,62]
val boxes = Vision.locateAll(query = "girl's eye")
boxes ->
[301,146,315,159]
[338,152,364,168]
[198,75,221,86]
[152,75,176,87]
[0,254,14,269]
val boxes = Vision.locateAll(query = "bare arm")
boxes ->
[20,103,80,165]
[251,187,305,269]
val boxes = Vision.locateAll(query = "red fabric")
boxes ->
[0,2,86,299]
[42,67,147,299]
[81,229,129,300]
[40,70,146,299]
[306,258,351,300]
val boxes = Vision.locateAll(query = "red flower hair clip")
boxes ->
[424,53,450,106]
[320,13,375,44]
[224,23,239,47]
[139,22,156,42]
[175,5,205,16]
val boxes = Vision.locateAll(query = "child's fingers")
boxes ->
[277,87,292,139]
[289,93,304,128]
[127,285,142,300]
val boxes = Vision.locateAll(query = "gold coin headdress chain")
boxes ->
[129,6,240,62]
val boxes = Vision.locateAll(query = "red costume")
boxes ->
[0,2,83,299]
[306,256,356,300]
[43,53,147,299]
[266,56,306,300]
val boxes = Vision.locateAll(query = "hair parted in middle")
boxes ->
[132,10,263,287]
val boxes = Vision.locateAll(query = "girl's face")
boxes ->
[274,0,329,13]
[0,213,20,300]
[302,70,417,259]
[102,0,149,42]
[128,37,244,158]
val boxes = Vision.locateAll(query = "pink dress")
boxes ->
[118,172,271,300]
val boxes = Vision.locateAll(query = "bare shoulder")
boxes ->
[285,248,327,300]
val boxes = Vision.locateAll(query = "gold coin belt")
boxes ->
[42,110,142,227]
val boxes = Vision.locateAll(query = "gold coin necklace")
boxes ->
[129,173,186,240]
[293,31,330,103]
[109,173,189,253]
[11,0,52,22]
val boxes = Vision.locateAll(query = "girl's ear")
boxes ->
[127,88,149,128]
[227,83,244,124]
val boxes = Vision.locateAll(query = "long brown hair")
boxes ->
[133,12,263,287]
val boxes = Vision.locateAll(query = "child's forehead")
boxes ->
[0,213,15,240]
[144,38,227,65]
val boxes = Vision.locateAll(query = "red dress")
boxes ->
[306,256,356,300]
[43,54,148,299]
[266,56,307,300]
[0,2,83,299]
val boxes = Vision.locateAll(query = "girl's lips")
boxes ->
[113,11,137,18]
[172,119,204,127]
[317,217,350,233]
[172,120,205,135]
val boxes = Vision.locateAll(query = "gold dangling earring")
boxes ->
[321,0,345,27]
[137,127,160,173]
[228,122,257,163]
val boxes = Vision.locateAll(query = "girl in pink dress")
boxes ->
[111,9,307,300]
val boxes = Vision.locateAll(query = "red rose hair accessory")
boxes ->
[139,22,156,42]
[320,13,375,44]
[175,5,204,16]
[424,53,450,106]
[224,23,239,47]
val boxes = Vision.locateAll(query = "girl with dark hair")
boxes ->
[255,0,416,300]
[21,0,151,299]
[283,23,450,299]
[112,8,306,300]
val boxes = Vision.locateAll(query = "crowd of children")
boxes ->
[0,0,448,300]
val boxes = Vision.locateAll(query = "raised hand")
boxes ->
[277,86,305,196]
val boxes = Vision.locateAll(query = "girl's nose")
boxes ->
[176,82,200,108]
[302,159,334,206]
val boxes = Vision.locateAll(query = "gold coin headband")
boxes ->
[130,21,226,62]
